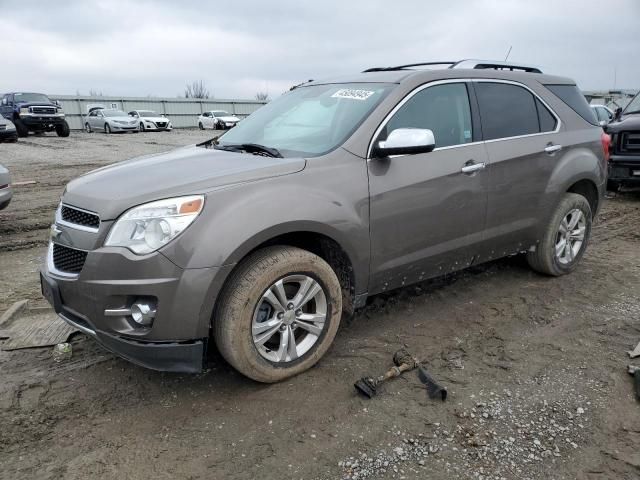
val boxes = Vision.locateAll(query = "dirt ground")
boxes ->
[0,130,639,480]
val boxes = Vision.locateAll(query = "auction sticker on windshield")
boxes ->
[331,89,375,101]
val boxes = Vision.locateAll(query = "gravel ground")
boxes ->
[0,130,639,480]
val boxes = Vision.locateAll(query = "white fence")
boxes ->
[50,95,268,130]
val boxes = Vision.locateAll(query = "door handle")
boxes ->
[461,161,486,174]
[544,144,563,154]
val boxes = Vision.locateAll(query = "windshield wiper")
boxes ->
[214,142,282,158]
[237,143,283,158]
[624,110,640,115]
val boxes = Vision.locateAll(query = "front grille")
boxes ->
[0,125,5,131]
[31,106,56,114]
[619,131,640,155]
[61,205,100,229]
[156,122,167,127]
[53,244,88,274]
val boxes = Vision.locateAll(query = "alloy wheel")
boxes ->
[252,275,327,363]
[555,209,586,265]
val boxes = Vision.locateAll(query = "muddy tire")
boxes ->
[198,122,204,130]
[527,193,592,276]
[55,120,70,137]
[13,118,29,137]
[214,246,342,383]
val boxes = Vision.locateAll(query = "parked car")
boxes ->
[84,108,139,134]
[41,60,607,381]
[0,116,18,142]
[591,104,614,126]
[605,90,640,190]
[198,110,240,130]
[0,92,70,137]
[128,110,173,131]
[0,164,12,210]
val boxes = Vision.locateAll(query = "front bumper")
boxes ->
[110,123,138,131]
[609,154,640,184]
[20,114,66,128]
[41,240,231,372]
[0,184,12,209]
[0,129,17,141]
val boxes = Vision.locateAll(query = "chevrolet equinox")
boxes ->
[41,60,608,382]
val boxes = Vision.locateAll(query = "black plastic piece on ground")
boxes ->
[354,377,377,398]
[418,366,447,401]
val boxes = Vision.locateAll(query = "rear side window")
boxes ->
[545,84,598,125]
[475,83,540,140]
[536,98,557,132]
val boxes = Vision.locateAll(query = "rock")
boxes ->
[52,342,72,362]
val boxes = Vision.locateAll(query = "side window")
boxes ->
[545,84,598,126]
[383,83,473,148]
[535,98,557,132]
[475,83,540,140]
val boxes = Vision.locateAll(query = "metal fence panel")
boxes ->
[50,95,268,130]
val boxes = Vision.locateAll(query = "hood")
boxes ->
[14,101,57,108]
[219,115,240,121]
[141,116,168,122]
[607,113,640,133]
[105,116,135,123]
[0,116,15,127]
[62,145,306,220]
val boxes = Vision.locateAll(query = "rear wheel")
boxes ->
[13,118,28,137]
[104,123,111,134]
[55,120,70,137]
[527,193,592,276]
[215,246,342,383]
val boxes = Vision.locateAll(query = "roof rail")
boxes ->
[362,59,542,74]
[450,59,542,73]
[363,62,457,73]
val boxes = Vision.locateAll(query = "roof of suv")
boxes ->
[306,61,576,87]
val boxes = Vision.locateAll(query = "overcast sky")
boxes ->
[0,0,638,99]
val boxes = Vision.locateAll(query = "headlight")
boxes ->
[104,195,204,254]
[20,107,29,115]
[6,123,15,131]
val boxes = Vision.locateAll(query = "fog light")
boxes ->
[130,300,156,326]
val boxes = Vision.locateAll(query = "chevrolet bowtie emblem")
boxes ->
[50,224,62,240]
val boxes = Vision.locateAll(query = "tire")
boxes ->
[13,118,29,137]
[104,123,111,134]
[198,122,204,130]
[527,193,592,276]
[215,246,342,383]
[85,122,92,133]
[55,120,70,137]
[606,180,619,192]
[139,122,145,132]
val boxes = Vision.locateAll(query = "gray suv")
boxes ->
[40,60,607,382]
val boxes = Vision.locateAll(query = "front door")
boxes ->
[368,81,489,293]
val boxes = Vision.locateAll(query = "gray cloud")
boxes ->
[0,0,638,98]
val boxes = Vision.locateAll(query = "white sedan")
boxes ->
[128,110,173,131]
[198,110,240,130]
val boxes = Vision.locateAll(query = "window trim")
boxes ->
[473,79,561,143]
[367,78,562,158]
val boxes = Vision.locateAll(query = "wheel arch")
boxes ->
[566,178,599,215]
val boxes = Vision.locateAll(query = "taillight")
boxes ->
[601,132,611,162]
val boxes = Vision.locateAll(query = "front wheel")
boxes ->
[198,122,204,130]
[13,118,29,137]
[215,246,342,383]
[85,122,92,133]
[55,120,70,137]
[139,122,145,132]
[104,123,111,134]
[527,193,592,276]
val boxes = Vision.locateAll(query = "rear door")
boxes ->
[368,81,489,293]
[473,80,561,259]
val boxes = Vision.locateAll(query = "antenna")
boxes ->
[504,46,513,61]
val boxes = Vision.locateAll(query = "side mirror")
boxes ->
[614,107,623,120]
[374,128,436,157]
[54,100,61,106]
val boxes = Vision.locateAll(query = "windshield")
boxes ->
[14,92,52,104]
[623,92,640,114]
[138,110,157,116]
[218,83,392,157]
[103,110,128,117]
[212,111,230,116]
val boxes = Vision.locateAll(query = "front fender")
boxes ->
[160,150,371,294]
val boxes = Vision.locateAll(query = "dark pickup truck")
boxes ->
[606,91,640,189]
[0,92,70,137]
